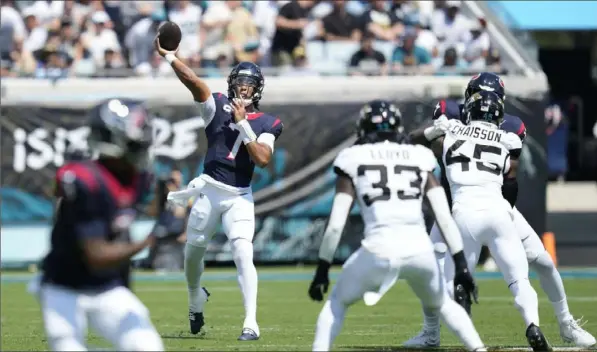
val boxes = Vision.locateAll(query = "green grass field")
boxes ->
[2,268,596,351]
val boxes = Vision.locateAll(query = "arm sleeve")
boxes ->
[257,133,276,152]
[195,94,217,126]
[502,177,518,207]
[318,192,354,263]
[332,148,355,179]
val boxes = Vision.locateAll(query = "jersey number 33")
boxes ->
[357,164,423,206]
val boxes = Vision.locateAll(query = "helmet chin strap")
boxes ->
[242,98,253,107]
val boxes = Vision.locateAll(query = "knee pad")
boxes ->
[230,238,254,268]
[186,228,209,248]
[529,250,555,273]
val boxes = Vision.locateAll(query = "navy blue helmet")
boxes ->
[227,62,265,108]
[357,100,402,138]
[465,72,506,101]
[463,91,504,126]
[87,98,153,169]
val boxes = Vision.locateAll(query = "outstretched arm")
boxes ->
[155,37,211,103]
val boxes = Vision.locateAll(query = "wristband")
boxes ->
[237,119,257,144]
[165,53,177,64]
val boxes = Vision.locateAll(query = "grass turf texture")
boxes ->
[1,268,596,351]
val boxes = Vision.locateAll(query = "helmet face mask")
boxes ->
[227,62,264,107]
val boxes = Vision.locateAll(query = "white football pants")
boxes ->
[430,206,547,278]
[186,182,255,247]
[313,246,484,351]
[39,283,163,351]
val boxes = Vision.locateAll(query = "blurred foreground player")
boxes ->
[156,38,283,340]
[407,73,596,349]
[308,101,486,352]
[36,99,163,351]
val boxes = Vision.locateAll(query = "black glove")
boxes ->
[308,260,331,302]
[502,177,518,207]
[452,251,479,305]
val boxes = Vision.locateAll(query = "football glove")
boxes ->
[452,251,479,305]
[308,260,331,302]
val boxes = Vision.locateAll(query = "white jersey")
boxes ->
[442,121,522,210]
[333,141,437,256]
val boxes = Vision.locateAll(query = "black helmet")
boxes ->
[463,91,504,126]
[464,72,506,101]
[357,100,402,139]
[227,62,265,108]
[87,98,153,169]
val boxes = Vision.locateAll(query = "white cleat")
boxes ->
[403,328,440,348]
[560,317,597,348]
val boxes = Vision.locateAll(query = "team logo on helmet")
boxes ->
[471,73,480,80]
[499,78,505,88]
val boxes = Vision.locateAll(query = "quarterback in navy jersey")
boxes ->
[35,99,164,351]
[156,38,283,341]
[405,73,596,349]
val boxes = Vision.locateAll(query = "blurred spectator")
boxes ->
[322,0,361,42]
[34,44,69,79]
[81,11,122,69]
[435,46,467,74]
[390,0,420,23]
[391,29,432,73]
[22,7,48,53]
[362,0,403,41]
[58,18,94,76]
[271,0,312,67]
[125,10,167,76]
[408,15,438,59]
[202,53,233,78]
[224,1,259,64]
[167,0,202,67]
[463,18,490,69]
[349,34,387,76]
[1,0,26,75]
[431,0,470,53]
[281,45,319,77]
[486,47,502,73]
[26,0,65,29]
[200,1,233,68]
[252,1,279,66]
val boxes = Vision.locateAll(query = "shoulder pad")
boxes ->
[55,163,99,200]
[415,145,437,172]
[501,114,527,142]
[501,132,523,151]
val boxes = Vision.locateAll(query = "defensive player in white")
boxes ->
[156,40,283,340]
[433,91,549,351]
[406,72,596,349]
[307,100,486,352]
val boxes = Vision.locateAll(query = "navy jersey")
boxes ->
[432,99,527,207]
[199,92,283,188]
[42,161,150,290]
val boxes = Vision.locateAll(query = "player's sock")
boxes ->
[530,251,572,323]
[231,238,259,334]
[312,298,347,351]
[423,306,441,331]
[184,244,207,313]
[509,279,540,327]
[439,299,485,350]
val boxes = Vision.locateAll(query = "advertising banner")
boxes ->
[0,97,546,263]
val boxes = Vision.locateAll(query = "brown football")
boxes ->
[157,21,181,51]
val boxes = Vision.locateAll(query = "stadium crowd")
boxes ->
[0,0,503,78]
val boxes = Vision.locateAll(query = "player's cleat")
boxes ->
[525,323,552,352]
[189,287,210,334]
[402,328,440,348]
[454,283,472,316]
[238,328,259,341]
[559,318,596,348]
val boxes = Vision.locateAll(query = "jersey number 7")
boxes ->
[445,140,503,175]
[226,123,244,160]
[357,164,423,206]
